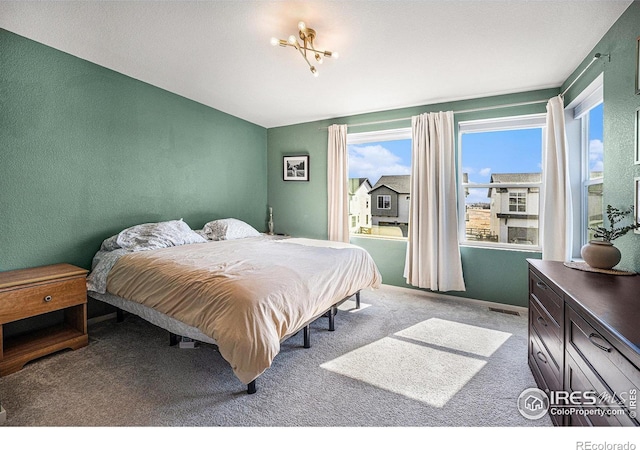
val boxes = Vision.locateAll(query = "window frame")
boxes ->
[377,194,391,210]
[458,114,546,251]
[578,95,604,248]
[509,192,527,212]
[347,127,412,240]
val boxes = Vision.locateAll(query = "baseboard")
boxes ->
[0,404,6,424]
[87,312,117,326]
[378,283,528,315]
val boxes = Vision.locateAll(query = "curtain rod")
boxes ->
[560,53,608,98]
[318,99,548,130]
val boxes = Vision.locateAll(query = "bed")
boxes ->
[86,218,382,394]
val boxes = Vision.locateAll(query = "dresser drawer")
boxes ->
[0,277,87,324]
[566,305,640,417]
[530,327,561,392]
[530,297,562,369]
[529,270,562,326]
[565,351,637,426]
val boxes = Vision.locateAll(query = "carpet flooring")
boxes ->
[0,285,551,427]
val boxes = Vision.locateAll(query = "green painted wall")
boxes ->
[562,1,640,273]
[0,29,268,275]
[268,89,557,307]
[267,1,640,307]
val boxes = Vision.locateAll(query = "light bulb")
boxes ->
[288,35,297,45]
[332,52,339,59]
[310,66,318,77]
[298,21,306,31]
[315,53,323,64]
[270,37,279,46]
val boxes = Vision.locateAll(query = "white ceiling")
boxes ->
[0,1,632,128]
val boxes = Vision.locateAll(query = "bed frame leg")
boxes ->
[328,306,337,331]
[303,325,311,348]
[355,291,361,309]
[169,332,179,346]
[247,380,257,395]
[116,308,125,323]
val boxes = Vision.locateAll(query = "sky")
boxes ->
[348,139,411,186]
[348,103,604,204]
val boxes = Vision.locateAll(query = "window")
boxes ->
[509,192,527,212]
[347,128,412,238]
[459,114,545,250]
[377,195,391,209]
[577,95,604,245]
[565,74,604,255]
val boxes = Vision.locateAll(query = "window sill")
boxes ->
[459,242,542,253]
[350,234,407,242]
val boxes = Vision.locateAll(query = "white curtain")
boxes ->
[404,111,465,292]
[542,95,572,261]
[327,124,349,242]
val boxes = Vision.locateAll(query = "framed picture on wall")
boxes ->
[636,107,640,165]
[637,36,640,95]
[283,155,309,181]
[635,177,640,234]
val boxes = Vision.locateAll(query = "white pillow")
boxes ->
[116,219,207,251]
[202,218,261,241]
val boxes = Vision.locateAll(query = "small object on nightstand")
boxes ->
[0,263,89,376]
[268,206,274,235]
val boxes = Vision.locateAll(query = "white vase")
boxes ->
[580,240,621,270]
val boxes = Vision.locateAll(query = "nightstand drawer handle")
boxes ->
[536,316,548,327]
[43,295,52,302]
[588,333,612,353]
[536,281,547,290]
[536,351,548,364]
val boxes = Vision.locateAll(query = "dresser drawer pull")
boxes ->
[536,281,547,290]
[536,316,548,327]
[43,295,53,303]
[536,351,548,364]
[588,333,612,353]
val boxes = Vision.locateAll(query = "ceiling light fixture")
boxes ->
[271,21,338,77]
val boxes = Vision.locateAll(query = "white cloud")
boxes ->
[349,144,411,185]
[479,167,492,177]
[591,160,604,172]
[589,139,603,160]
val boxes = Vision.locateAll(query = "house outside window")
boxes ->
[459,114,545,250]
[347,128,411,238]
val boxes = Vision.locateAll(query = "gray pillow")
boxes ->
[116,219,207,251]
[202,218,261,241]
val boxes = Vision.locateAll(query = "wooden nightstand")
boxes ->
[0,263,89,376]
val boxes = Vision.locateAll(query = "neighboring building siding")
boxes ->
[370,186,398,219]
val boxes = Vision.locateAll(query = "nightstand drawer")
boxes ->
[0,277,87,324]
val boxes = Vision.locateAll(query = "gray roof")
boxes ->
[369,175,411,194]
[490,173,541,183]
[348,178,371,195]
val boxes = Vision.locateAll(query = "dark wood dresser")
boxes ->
[527,259,640,426]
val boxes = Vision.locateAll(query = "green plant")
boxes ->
[589,205,640,242]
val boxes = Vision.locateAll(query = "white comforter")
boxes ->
[90,236,382,384]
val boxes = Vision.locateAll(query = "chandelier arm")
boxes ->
[295,45,314,68]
